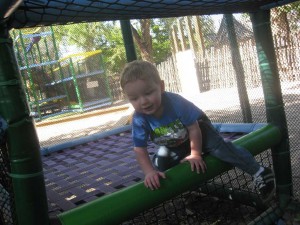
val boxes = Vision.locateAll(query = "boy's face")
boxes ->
[123,79,165,117]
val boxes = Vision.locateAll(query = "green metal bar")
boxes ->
[44,37,55,81]
[69,58,83,111]
[120,20,137,62]
[0,22,49,225]
[225,14,252,123]
[250,10,292,208]
[100,54,112,101]
[58,124,281,225]
[51,26,71,106]
[35,36,45,99]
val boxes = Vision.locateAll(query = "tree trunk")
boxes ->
[131,19,154,63]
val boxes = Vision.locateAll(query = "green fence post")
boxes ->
[250,10,293,208]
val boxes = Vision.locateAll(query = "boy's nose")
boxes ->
[140,96,148,105]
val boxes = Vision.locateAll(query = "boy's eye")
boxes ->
[145,90,153,95]
[128,97,137,101]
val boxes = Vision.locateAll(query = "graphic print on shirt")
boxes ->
[150,118,188,147]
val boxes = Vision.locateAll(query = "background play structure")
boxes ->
[1,1,300,225]
[13,27,112,120]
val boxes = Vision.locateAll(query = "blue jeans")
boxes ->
[152,114,261,175]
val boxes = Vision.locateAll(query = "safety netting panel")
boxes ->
[0,143,16,225]
[10,9,299,200]
[9,0,295,29]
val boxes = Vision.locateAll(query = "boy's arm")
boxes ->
[188,121,203,156]
[134,147,166,190]
[181,121,207,173]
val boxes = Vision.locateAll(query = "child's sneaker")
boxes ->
[253,167,275,203]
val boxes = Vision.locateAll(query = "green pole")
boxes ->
[225,14,252,123]
[0,22,49,225]
[44,37,55,81]
[58,124,281,225]
[51,26,71,106]
[120,20,137,62]
[250,10,292,208]
[69,58,83,111]
[100,54,112,101]
[35,35,45,99]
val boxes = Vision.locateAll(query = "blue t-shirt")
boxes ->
[132,92,204,147]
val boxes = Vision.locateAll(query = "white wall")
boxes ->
[175,50,200,97]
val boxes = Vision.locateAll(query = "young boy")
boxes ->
[120,60,275,202]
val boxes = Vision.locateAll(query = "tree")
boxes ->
[279,1,300,31]
[53,18,175,72]
[271,7,291,37]
[131,19,153,62]
[130,18,175,64]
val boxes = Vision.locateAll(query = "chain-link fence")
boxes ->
[165,13,300,200]
[3,5,300,225]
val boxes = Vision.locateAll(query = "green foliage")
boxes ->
[151,18,174,63]
[53,19,175,74]
[49,16,222,75]
[200,16,217,48]
[280,1,300,15]
[280,1,300,30]
[53,22,126,75]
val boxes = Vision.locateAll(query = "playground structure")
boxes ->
[0,1,299,225]
[12,27,112,120]
[41,123,279,225]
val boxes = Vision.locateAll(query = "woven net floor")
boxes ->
[42,129,271,224]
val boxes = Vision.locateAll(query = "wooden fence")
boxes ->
[157,32,300,94]
[108,31,300,101]
[274,32,300,81]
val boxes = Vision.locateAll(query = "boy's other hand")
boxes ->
[144,170,166,190]
[181,154,206,174]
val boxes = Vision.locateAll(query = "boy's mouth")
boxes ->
[143,105,153,112]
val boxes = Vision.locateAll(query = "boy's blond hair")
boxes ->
[120,60,161,89]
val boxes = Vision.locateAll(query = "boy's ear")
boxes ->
[160,80,165,92]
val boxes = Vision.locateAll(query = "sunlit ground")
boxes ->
[36,81,299,148]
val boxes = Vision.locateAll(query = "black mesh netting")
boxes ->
[9,0,290,29]
[0,143,16,225]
